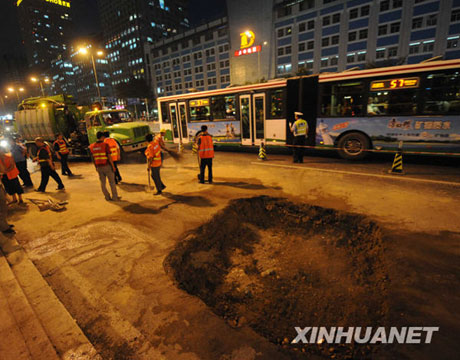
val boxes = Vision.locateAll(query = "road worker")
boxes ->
[0,147,24,204]
[9,136,33,188]
[53,133,73,176]
[154,129,167,162]
[290,111,308,163]
[89,131,120,201]
[0,161,15,234]
[103,131,122,184]
[197,125,214,184]
[145,133,166,195]
[34,137,65,192]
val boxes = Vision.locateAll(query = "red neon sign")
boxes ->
[234,45,262,57]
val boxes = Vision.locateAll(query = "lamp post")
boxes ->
[30,77,50,97]
[7,87,25,103]
[79,47,104,105]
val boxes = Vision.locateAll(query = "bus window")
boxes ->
[268,89,285,118]
[161,102,170,123]
[320,82,364,117]
[368,89,418,116]
[211,95,236,120]
[422,71,460,114]
[190,99,211,121]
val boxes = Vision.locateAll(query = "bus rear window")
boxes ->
[320,82,364,117]
[211,95,236,120]
[422,71,460,114]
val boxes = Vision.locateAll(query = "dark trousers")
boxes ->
[293,136,306,163]
[38,166,64,191]
[60,153,72,175]
[16,160,33,187]
[199,158,213,183]
[113,161,122,183]
[150,167,165,191]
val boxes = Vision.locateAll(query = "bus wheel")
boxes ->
[337,132,370,160]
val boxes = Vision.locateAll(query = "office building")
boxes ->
[16,0,73,71]
[97,0,190,88]
[145,17,231,98]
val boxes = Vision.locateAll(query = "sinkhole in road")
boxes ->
[165,196,389,359]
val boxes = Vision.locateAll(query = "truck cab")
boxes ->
[84,109,150,153]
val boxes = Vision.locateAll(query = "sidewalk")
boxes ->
[0,234,100,360]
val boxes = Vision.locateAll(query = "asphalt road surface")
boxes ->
[4,149,460,360]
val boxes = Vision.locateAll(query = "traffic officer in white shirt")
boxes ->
[290,111,308,163]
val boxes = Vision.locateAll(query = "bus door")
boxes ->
[169,102,189,144]
[252,93,265,146]
[240,94,266,145]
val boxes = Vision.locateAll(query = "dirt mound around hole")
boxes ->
[165,196,389,359]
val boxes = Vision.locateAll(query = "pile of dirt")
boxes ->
[165,196,389,359]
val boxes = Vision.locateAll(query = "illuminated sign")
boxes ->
[234,45,262,57]
[370,77,419,91]
[18,0,72,7]
[190,99,209,107]
[240,30,255,49]
[45,0,71,7]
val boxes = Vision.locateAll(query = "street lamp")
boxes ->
[79,46,104,104]
[7,87,25,102]
[31,77,50,97]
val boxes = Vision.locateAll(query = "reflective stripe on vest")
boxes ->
[294,119,308,136]
[38,146,51,163]
[90,142,109,166]
[105,138,120,161]
[0,154,19,180]
[145,141,161,167]
[198,134,214,159]
[54,139,69,154]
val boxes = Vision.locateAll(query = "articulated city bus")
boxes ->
[157,59,460,159]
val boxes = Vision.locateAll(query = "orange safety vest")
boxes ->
[0,154,19,180]
[37,146,52,165]
[198,134,214,159]
[104,138,120,161]
[53,139,69,154]
[145,141,161,167]
[89,141,109,166]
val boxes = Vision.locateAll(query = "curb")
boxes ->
[0,235,101,360]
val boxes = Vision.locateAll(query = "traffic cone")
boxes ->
[389,141,404,174]
[258,142,267,161]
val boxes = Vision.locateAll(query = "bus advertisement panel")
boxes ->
[317,116,459,153]
[187,121,241,142]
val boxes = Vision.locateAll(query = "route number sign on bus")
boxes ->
[370,77,420,91]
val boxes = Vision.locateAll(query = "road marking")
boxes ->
[251,162,460,187]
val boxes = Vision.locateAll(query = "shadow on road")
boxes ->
[117,182,147,193]
[212,180,282,191]
[163,193,215,207]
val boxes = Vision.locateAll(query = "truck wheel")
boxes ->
[337,132,370,160]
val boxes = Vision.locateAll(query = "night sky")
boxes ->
[74,0,228,36]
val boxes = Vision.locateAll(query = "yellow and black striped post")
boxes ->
[258,142,267,161]
[389,141,404,174]
[192,142,198,155]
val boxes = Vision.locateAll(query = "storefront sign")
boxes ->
[234,45,262,57]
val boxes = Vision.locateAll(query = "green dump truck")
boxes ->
[14,95,150,157]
